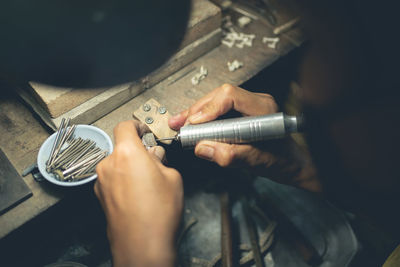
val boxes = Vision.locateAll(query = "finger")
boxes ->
[184,90,217,117]
[93,181,105,207]
[188,84,278,124]
[148,146,166,163]
[168,109,189,130]
[169,84,239,128]
[132,119,152,137]
[194,140,254,167]
[113,120,146,148]
[169,87,223,129]
[162,167,183,188]
[93,181,100,197]
[168,90,218,129]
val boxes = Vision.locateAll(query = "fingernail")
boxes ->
[196,145,215,161]
[169,113,182,122]
[188,111,204,124]
[169,114,183,129]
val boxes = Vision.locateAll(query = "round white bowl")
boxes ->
[37,125,113,186]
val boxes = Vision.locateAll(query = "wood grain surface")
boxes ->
[0,149,32,215]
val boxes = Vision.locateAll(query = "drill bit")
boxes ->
[156,136,178,142]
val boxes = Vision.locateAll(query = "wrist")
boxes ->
[256,138,322,193]
[111,237,176,267]
[108,223,177,267]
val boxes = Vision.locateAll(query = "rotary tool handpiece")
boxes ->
[172,112,303,148]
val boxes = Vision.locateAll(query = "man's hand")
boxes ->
[169,84,278,168]
[169,84,321,192]
[95,121,183,267]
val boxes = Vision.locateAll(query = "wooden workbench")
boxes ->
[0,9,304,238]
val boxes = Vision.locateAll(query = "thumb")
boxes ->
[194,141,249,167]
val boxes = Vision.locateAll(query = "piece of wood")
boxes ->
[180,0,221,48]
[27,83,107,119]
[21,0,221,120]
[0,149,32,215]
[133,99,177,145]
[0,6,304,238]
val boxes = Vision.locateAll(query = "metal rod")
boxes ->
[51,138,82,164]
[73,152,106,176]
[49,118,71,166]
[64,141,95,168]
[242,197,264,267]
[65,152,106,180]
[220,192,233,267]
[47,118,65,168]
[156,136,177,142]
[50,139,86,169]
[62,150,104,176]
[273,17,301,35]
[67,146,101,169]
[73,173,95,181]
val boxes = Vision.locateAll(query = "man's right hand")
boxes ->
[169,84,278,168]
[169,84,321,192]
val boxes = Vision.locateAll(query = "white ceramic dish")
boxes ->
[37,125,113,186]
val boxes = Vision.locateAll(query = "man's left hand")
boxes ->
[95,120,183,267]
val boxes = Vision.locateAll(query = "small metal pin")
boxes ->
[143,104,151,112]
[145,117,154,124]
[76,152,106,175]
[64,141,96,168]
[50,138,83,167]
[158,107,167,114]
[50,119,73,165]
[51,138,85,164]
[63,150,104,176]
[67,152,106,179]
[47,118,65,167]
[73,173,95,181]
[48,119,68,167]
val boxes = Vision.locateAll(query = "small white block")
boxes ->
[227,60,243,72]
[222,40,234,48]
[221,1,232,9]
[236,42,245,49]
[262,37,280,49]
[191,66,208,85]
[237,16,252,28]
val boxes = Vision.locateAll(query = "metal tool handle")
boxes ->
[179,112,302,148]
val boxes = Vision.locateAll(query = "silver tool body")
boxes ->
[170,112,302,148]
